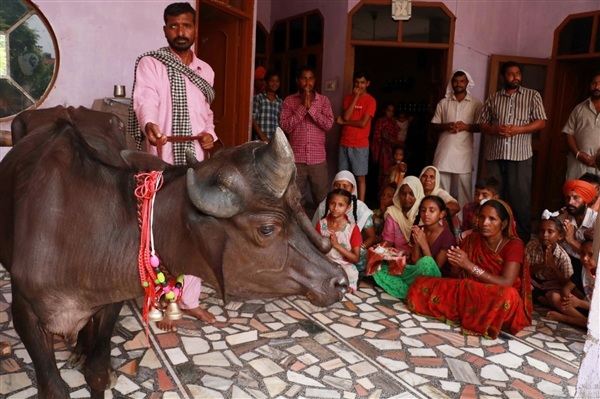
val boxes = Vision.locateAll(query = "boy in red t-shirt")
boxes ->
[337,71,376,202]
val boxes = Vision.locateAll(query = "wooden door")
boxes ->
[196,2,253,146]
[479,55,555,222]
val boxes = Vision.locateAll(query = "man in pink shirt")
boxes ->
[280,65,334,209]
[129,2,216,330]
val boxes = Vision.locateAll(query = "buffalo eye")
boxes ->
[259,225,275,236]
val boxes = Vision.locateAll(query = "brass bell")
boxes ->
[164,301,183,320]
[148,306,164,322]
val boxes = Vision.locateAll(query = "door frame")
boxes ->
[196,0,254,146]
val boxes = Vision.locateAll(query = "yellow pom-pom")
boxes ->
[165,291,176,300]
[157,272,165,283]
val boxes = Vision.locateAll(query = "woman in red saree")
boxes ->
[406,199,532,339]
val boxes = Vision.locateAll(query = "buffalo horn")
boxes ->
[185,148,199,166]
[254,127,295,197]
[187,169,243,218]
[297,210,332,254]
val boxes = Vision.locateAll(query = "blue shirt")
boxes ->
[252,92,282,139]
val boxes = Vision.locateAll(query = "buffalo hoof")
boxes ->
[66,352,87,369]
[86,368,117,392]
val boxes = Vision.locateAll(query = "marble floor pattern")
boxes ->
[0,265,586,399]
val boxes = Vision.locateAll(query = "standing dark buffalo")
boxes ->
[0,106,348,399]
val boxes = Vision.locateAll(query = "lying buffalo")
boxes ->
[0,106,348,399]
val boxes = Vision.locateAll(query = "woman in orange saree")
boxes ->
[406,199,532,339]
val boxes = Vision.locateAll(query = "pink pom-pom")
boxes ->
[163,286,172,293]
[173,288,180,297]
[150,255,160,267]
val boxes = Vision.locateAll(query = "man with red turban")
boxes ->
[254,66,267,95]
[559,179,598,291]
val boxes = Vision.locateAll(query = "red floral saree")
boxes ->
[406,202,533,339]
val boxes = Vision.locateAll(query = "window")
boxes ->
[555,11,600,57]
[0,0,59,119]
[351,3,452,45]
[557,16,593,55]
[271,10,324,97]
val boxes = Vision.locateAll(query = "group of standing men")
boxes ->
[434,65,600,242]
[433,62,547,242]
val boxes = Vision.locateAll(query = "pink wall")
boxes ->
[0,0,179,136]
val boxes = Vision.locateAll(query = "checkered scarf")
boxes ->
[127,47,215,165]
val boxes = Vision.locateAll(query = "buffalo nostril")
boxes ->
[334,277,349,294]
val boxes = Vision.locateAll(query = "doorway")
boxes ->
[196,1,254,147]
[354,45,447,205]
[545,58,600,211]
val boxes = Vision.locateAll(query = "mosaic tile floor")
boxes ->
[0,266,586,398]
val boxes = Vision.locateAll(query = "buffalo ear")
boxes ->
[186,168,243,218]
[120,150,169,171]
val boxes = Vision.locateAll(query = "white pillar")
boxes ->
[575,218,600,398]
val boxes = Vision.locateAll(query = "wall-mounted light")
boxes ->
[392,0,412,21]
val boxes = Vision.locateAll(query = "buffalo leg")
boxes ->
[66,318,95,369]
[85,301,123,399]
[11,286,69,399]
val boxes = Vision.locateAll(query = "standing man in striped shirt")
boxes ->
[479,61,547,242]
[280,65,334,209]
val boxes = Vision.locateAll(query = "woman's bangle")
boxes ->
[471,266,485,277]
[360,244,367,250]
[575,151,581,160]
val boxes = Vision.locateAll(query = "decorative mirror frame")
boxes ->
[0,0,59,121]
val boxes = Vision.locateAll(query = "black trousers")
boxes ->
[485,158,532,242]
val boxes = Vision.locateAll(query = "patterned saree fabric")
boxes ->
[406,200,533,339]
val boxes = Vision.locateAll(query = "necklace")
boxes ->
[493,238,504,253]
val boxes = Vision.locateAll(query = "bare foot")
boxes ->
[156,319,178,332]
[155,306,216,331]
[183,306,216,324]
[545,311,565,322]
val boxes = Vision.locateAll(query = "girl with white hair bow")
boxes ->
[313,171,377,276]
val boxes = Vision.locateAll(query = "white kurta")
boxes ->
[563,98,600,180]
[431,93,483,174]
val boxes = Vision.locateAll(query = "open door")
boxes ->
[478,54,555,225]
[196,1,254,146]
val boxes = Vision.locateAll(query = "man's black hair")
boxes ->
[353,70,370,81]
[296,65,316,78]
[475,176,500,195]
[264,69,279,83]
[164,2,195,24]
[500,61,522,76]
[579,172,600,186]
[452,70,467,79]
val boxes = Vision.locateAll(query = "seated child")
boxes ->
[372,183,396,241]
[411,196,456,277]
[525,214,573,305]
[545,239,596,327]
[316,189,362,292]
[462,176,500,232]
[387,145,408,187]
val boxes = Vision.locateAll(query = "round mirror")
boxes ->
[0,0,59,120]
